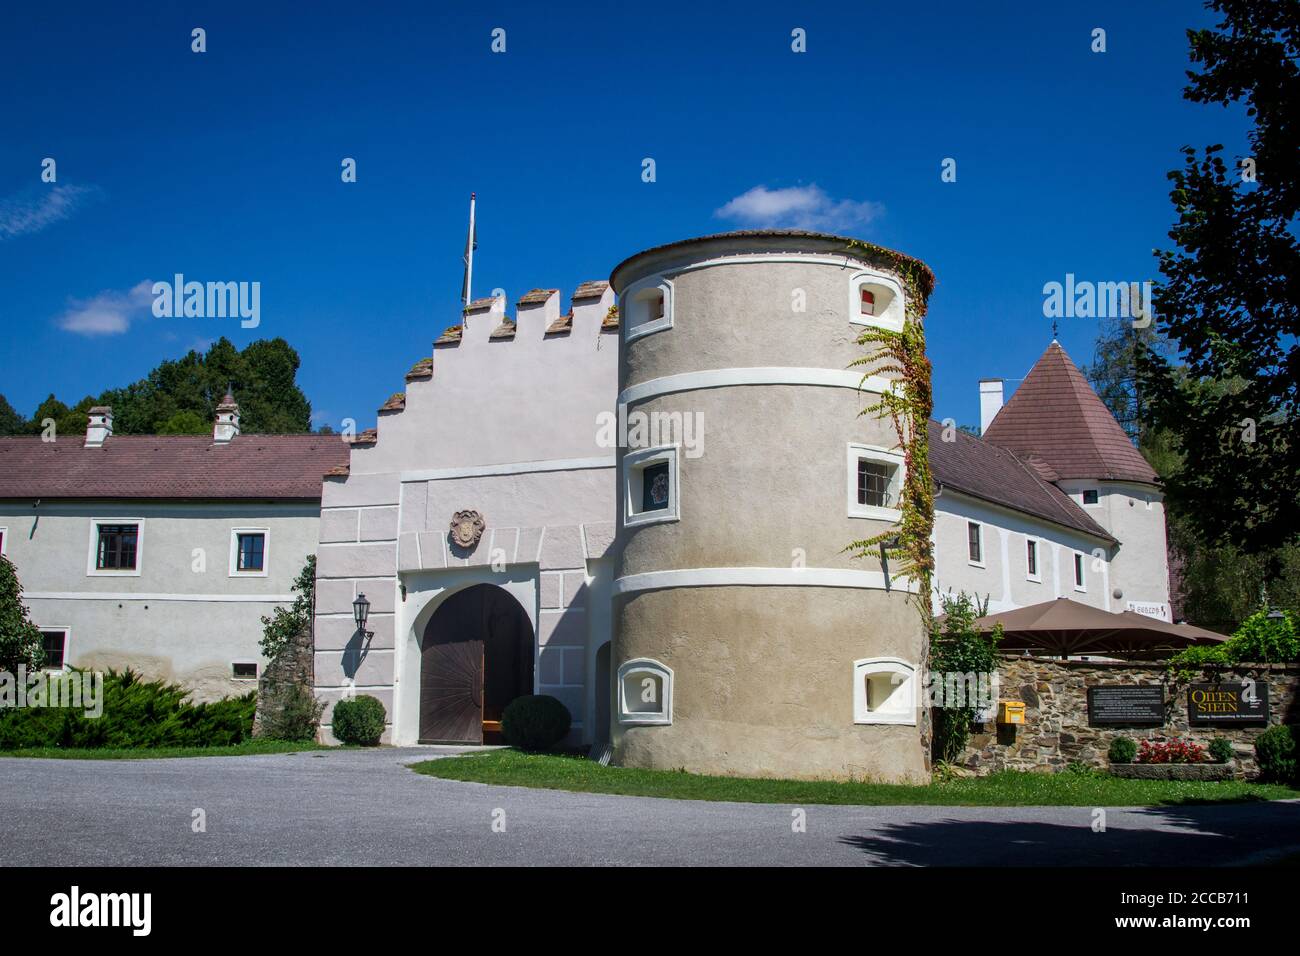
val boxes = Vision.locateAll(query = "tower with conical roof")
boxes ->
[982,341,1170,619]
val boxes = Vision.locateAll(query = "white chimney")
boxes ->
[979,379,1004,435]
[84,406,113,447]
[214,392,240,443]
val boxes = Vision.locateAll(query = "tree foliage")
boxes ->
[1138,0,1300,556]
[0,555,45,674]
[0,395,25,436]
[930,594,1001,764]
[259,555,315,661]
[15,337,312,437]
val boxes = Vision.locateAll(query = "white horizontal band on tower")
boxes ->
[618,367,896,405]
[612,567,919,596]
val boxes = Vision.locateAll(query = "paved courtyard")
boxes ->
[3,748,1298,866]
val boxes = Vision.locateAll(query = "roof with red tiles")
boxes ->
[489,318,516,339]
[982,342,1158,484]
[927,421,1114,541]
[546,313,573,335]
[0,434,349,501]
[517,288,558,306]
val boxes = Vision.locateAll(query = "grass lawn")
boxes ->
[410,750,1299,807]
[0,739,330,760]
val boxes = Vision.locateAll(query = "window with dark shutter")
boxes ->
[236,533,265,572]
[96,524,138,570]
[640,461,670,513]
[41,631,66,669]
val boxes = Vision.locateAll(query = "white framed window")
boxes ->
[0,526,7,556]
[848,272,905,333]
[1026,537,1041,582]
[86,519,143,577]
[39,628,70,671]
[1081,489,1100,506]
[623,444,679,528]
[967,521,984,567]
[622,274,674,342]
[1073,552,1086,591]
[853,657,916,725]
[229,528,270,577]
[617,658,673,726]
[231,661,259,681]
[846,444,904,521]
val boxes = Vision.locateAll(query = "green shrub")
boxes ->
[929,594,1002,763]
[257,683,324,742]
[0,668,254,750]
[1108,736,1137,764]
[331,695,386,746]
[1208,738,1235,764]
[501,695,571,751]
[1254,725,1296,783]
[1167,609,1298,677]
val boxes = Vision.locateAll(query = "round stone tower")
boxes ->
[607,230,934,782]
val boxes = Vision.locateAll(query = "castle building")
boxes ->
[0,397,347,699]
[314,230,1171,782]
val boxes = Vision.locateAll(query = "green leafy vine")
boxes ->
[843,240,936,621]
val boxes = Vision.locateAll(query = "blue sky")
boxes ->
[0,1,1248,431]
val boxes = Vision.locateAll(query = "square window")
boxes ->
[96,524,138,570]
[847,444,903,520]
[624,446,678,527]
[968,522,983,564]
[41,631,67,669]
[1082,489,1099,505]
[849,275,904,331]
[623,277,673,341]
[617,659,673,725]
[236,533,265,571]
[853,658,917,725]
[232,662,258,680]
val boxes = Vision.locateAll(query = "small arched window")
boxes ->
[617,658,674,725]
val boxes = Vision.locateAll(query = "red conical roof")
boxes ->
[982,342,1158,484]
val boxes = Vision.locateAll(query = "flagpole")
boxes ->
[464,192,476,308]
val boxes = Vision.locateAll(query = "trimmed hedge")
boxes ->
[0,668,254,750]
[331,695,386,746]
[1208,737,1235,764]
[501,695,571,751]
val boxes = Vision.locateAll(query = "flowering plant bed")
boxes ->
[1135,738,1207,765]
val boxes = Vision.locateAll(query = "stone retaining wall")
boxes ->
[959,656,1300,777]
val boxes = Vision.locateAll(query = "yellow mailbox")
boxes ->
[998,701,1026,725]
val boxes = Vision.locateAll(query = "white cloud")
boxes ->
[714,184,883,233]
[56,281,155,337]
[0,184,100,241]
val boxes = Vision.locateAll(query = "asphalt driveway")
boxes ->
[3,747,1298,866]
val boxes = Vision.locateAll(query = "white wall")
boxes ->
[932,491,1113,613]
[0,499,321,700]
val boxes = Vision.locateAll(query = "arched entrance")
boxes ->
[419,583,534,744]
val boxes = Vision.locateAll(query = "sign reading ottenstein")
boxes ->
[1188,682,1269,725]
[1087,686,1165,725]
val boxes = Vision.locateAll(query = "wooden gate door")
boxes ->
[418,589,486,744]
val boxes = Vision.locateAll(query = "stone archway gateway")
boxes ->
[419,583,534,744]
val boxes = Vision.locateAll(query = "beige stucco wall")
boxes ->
[615,587,928,781]
[1,499,321,701]
[610,234,930,780]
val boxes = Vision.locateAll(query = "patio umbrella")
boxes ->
[965,597,1226,659]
